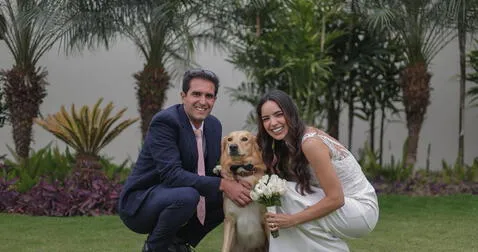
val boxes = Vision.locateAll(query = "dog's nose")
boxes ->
[229,144,238,152]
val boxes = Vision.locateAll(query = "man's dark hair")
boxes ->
[182,69,220,96]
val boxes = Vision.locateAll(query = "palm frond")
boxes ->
[0,0,68,68]
[467,84,478,107]
[359,0,457,65]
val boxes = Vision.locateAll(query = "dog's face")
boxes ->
[220,130,266,179]
[222,130,259,160]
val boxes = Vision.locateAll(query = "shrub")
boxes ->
[0,177,19,212]
[35,98,138,170]
[1,170,122,216]
[441,158,478,183]
[0,146,129,216]
[358,143,413,182]
[3,143,75,192]
[100,156,132,184]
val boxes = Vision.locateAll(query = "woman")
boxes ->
[256,90,379,251]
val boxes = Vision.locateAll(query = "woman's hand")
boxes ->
[266,212,296,230]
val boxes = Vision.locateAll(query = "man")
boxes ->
[118,69,252,252]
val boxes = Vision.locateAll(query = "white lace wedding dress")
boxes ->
[269,131,379,252]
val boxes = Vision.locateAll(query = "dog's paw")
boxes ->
[213,165,222,175]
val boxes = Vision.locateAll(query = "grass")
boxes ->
[1,195,477,252]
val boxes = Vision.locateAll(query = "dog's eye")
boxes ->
[241,137,248,141]
[227,137,233,141]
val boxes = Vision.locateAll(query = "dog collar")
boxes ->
[230,164,256,177]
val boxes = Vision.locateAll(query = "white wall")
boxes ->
[0,38,477,170]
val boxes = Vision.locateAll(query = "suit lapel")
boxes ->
[178,105,198,171]
[203,119,216,173]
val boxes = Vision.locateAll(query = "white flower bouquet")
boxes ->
[250,174,287,238]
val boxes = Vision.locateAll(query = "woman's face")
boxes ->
[260,100,289,141]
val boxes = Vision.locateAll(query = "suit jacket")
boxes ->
[118,104,222,216]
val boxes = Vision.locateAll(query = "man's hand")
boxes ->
[220,179,252,207]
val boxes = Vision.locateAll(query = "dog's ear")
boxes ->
[251,135,261,154]
[221,135,228,155]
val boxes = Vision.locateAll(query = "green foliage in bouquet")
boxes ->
[250,174,287,238]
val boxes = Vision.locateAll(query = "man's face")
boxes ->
[181,78,217,128]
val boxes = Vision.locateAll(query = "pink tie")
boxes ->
[194,129,206,225]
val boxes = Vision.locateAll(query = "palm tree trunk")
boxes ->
[327,84,340,139]
[457,3,466,168]
[369,100,376,152]
[327,108,339,139]
[75,153,101,170]
[134,65,171,140]
[347,95,354,149]
[379,105,385,167]
[401,62,431,166]
[1,67,47,159]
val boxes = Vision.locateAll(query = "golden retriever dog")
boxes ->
[220,130,269,252]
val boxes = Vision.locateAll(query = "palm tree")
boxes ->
[445,0,478,167]
[361,0,456,166]
[0,0,66,159]
[62,0,223,140]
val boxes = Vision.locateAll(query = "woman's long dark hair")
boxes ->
[256,90,313,195]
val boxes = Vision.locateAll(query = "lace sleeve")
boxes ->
[301,132,350,160]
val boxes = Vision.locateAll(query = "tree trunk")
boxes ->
[457,3,466,167]
[134,66,171,140]
[347,95,354,149]
[327,108,340,140]
[369,100,376,152]
[379,106,385,167]
[327,86,340,140]
[256,14,261,37]
[1,67,47,159]
[75,153,101,170]
[400,62,431,166]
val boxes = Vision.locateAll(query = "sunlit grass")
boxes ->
[1,195,477,252]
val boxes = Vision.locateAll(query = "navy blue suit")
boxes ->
[118,104,224,250]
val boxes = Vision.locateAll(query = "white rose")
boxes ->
[250,190,259,201]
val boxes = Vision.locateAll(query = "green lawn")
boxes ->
[1,195,477,252]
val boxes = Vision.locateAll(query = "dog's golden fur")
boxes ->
[220,130,269,252]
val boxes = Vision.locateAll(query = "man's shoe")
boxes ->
[168,238,193,252]
[142,241,151,252]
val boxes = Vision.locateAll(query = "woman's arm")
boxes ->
[294,137,344,224]
[279,137,345,228]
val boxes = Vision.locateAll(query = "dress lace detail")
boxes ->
[302,131,350,160]
[269,130,379,252]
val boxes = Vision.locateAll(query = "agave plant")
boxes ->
[35,98,139,169]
